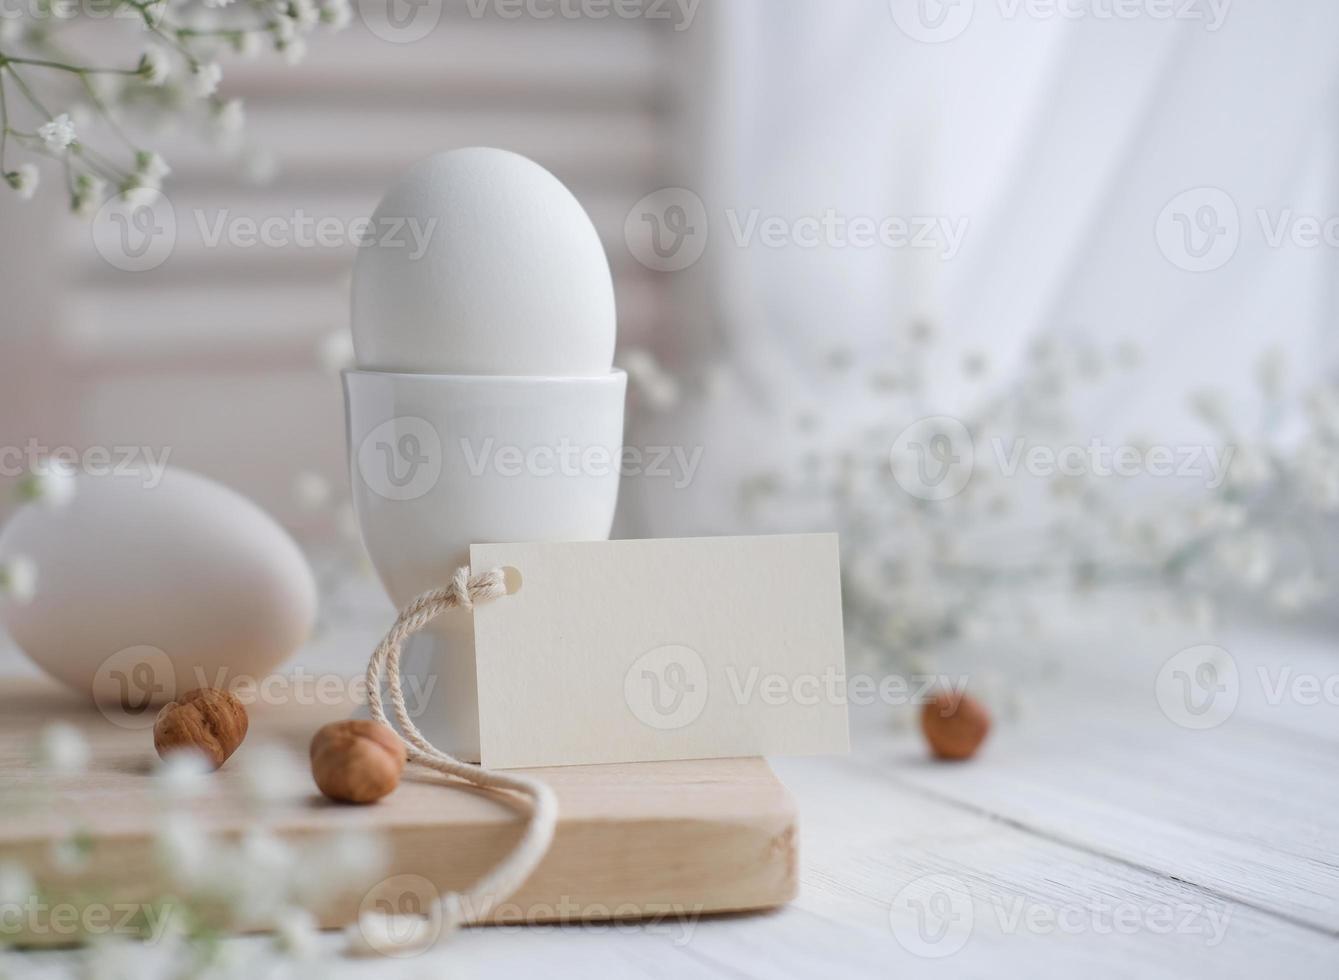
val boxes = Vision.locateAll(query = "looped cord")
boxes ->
[362,566,556,945]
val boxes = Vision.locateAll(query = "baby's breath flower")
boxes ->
[17,457,78,508]
[293,471,330,511]
[323,0,352,30]
[38,113,77,153]
[218,829,295,925]
[72,173,107,216]
[281,36,308,65]
[1189,388,1231,431]
[154,813,211,889]
[140,0,167,27]
[50,833,91,874]
[291,0,320,28]
[234,30,261,58]
[138,48,170,86]
[34,721,90,775]
[154,749,212,801]
[5,164,38,201]
[273,16,297,44]
[214,98,245,135]
[1297,444,1339,511]
[1225,446,1272,490]
[1306,385,1339,442]
[1190,500,1247,532]
[238,740,306,807]
[328,830,387,884]
[346,911,436,957]
[188,62,223,98]
[1214,532,1274,589]
[241,147,278,185]
[119,180,151,206]
[83,937,178,980]
[273,907,320,959]
[0,861,34,906]
[1255,346,1285,399]
[1114,339,1142,369]
[135,150,172,186]
[620,347,680,411]
[0,555,37,605]
[1271,571,1324,612]
[317,329,354,372]
[291,830,389,908]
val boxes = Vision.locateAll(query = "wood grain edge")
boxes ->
[1,765,799,940]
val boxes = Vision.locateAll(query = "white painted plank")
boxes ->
[863,625,1339,933]
[4,748,1334,978]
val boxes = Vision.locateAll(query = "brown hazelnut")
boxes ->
[310,720,407,804]
[921,691,990,761]
[154,688,249,770]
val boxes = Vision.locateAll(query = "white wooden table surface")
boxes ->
[3,603,1337,979]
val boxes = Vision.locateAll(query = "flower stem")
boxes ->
[1,57,140,78]
[0,72,9,175]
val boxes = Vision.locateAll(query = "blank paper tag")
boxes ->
[470,533,849,769]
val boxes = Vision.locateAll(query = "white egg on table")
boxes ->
[350,146,616,376]
[0,467,316,710]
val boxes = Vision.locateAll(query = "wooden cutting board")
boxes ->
[0,678,797,942]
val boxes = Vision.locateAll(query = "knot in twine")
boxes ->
[358,566,556,952]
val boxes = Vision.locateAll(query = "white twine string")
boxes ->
[362,565,557,946]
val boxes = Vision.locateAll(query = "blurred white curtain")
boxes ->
[627,0,1339,535]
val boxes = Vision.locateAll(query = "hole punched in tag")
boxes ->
[501,565,523,595]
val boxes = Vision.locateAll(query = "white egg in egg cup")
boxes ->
[343,147,626,759]
[344,368,626,761]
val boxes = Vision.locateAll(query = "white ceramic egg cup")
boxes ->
[344,369,626,761]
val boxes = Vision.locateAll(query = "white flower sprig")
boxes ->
[0,0,351,214]
[0,554,37,604]
[730,332,1337,671]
